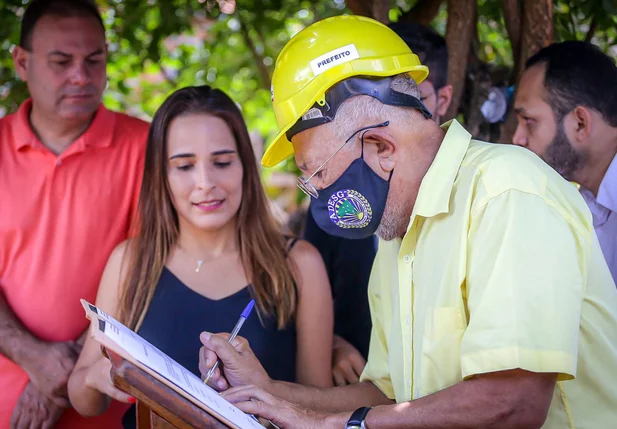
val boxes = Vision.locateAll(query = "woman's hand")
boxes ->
[84,357,135,404]
[331,335,366,386]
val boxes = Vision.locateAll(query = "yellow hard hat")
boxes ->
[262,14,429,168]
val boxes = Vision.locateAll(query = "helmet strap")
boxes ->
[286,76,432,141]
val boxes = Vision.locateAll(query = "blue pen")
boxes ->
[203,299,255,385]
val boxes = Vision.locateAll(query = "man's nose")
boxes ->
[512,125,528,147]
[68,62,90,86]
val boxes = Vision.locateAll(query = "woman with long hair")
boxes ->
[68,86,333,426]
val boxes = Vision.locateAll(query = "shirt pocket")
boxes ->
[419,307,466,397]
[425,306,466,338]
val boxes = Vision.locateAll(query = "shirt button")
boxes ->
[406,379,411,389]
[403,254,411,263]
[405,315,411,326]
[56,160,62,166]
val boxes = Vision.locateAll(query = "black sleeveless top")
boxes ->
[122,240,298,429]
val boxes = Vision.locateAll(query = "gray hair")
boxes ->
[324,73,421,143]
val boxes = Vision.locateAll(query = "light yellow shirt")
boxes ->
[360,120,617,428]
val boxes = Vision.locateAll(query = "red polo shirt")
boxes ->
[0,99,149,428]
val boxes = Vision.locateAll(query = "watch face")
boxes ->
[347,426,362,429]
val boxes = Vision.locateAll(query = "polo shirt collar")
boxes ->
[13,99,37,150]
[412,119,472,219]
[13,98,116,152]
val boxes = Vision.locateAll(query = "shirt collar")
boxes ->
[12,99,37,150]
[596,153,617,213]
[412,119,472,219]
[13,98,116,152]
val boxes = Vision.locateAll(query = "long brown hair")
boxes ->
[118,86,297,331]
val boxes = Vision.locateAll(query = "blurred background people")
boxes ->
[514,40,617,285]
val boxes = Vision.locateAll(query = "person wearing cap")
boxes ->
[199,15,617,429]
[513,41,617,286]
[302,21,453,387]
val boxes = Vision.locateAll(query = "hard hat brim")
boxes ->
[261,66,429,168]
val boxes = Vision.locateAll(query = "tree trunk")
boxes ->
[399,0,444,26]
[463,61,494,139]
[499,0,553,142]
[462,7,488,138]
[371,0,390,23]
[502,0,521,80]
[517,0,553,81]
[344,0,389,23]
[345,0,371,17]
[444,0,477,120]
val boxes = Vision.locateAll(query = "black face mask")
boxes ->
[309,133,392,240]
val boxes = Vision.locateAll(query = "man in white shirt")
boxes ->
[513,40,617,285]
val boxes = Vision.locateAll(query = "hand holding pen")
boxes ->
[199,299,272,391]
[199,300,281,428]
[203,299,255,385]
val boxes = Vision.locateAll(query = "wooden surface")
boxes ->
[107,349,231,429]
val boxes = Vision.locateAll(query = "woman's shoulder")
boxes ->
[103,239,135,280]
[107,239,130,264]
[95,240,134,315]
[285,237,328,293]
[285,237,322,264]
[112,238,130,257]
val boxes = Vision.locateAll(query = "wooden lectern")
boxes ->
[106,348,232,429]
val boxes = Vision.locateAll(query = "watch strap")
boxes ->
[345,406,372,428]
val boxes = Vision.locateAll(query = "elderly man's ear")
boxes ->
[363,128,396,174]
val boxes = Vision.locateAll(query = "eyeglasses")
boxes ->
[297,121,390,198]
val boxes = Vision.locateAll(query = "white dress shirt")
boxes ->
[581,154,617,286]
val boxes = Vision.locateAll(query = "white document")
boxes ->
[82,300,264,429]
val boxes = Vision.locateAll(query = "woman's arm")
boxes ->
[67,241,134,416]
[289,239,334,388]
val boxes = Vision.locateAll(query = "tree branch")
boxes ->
[236,12,271,90]
[254,23,273,61]
[161,67,177,88]
[399,0,444,26]
[502,0,521,75]
[444,0,477,119]
[585,15,598,42]
[567,0,577,38]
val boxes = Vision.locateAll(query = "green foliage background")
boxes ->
[1,0,616,201]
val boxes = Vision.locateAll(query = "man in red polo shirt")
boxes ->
[0,0,149,427]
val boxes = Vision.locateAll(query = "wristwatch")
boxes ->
[345,407,372,429]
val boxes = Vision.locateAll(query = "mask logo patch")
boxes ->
[327,189,372,229]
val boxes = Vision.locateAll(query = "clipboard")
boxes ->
[81,299,265,429]
[106,349,230,428]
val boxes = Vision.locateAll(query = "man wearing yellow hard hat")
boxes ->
[199,15,617,428]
